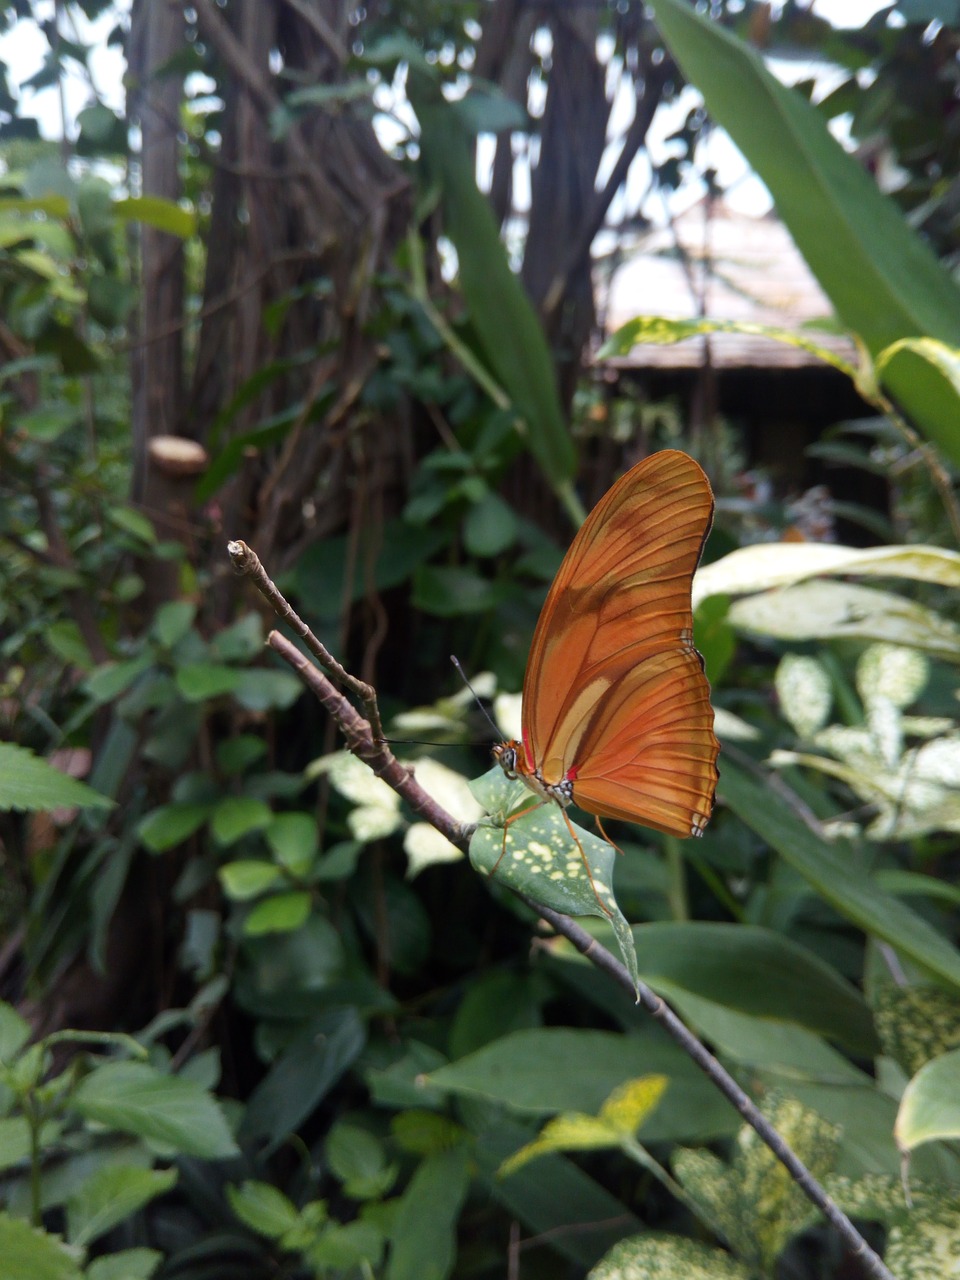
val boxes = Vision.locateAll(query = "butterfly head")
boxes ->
[492,740,521,779]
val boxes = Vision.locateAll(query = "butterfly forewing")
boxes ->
[521,450,718,837]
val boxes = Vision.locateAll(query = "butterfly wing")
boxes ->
[521,450,718,837]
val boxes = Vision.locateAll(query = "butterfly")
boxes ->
[493,450,719,856]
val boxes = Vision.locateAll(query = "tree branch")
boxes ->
[230,540,895,1280]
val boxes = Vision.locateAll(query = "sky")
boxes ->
[0,0,897,226]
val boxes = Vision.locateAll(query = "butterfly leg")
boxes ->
[595,815,626,856]
[560,808,614,918]
[489,802,543,879]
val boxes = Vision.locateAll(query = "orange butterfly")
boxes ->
[493,449,719,852]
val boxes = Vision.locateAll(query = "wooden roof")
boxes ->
[602,200,857,370]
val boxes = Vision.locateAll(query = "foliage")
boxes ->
[1,3,960,1280]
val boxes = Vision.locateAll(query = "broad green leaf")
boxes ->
[151,601,196,648]
[0,1214,80,1280]
[649,0,960,463]
[728,581,960,660]
[265,812,318,874]
[327,1122,396,1199]
[114,196,197,239]
[410,76,577,495]
[211,796,273,846]
[0,743,113,813]
[693,541,960,609]
[66,1164,177,1247]
[413,565,503,616]
[239,1009,365,1153]
[0,1118,32,1171]
[0,1002,32,1061]
[591,1233,751,1279]
[232,668,303,712]
[626,923,877,1056]
[219,860,283,900]
[386,1146,470,1280]
[175,663,242,701]
[429,1028,737,1143]
[391,1111,466,1157]
[857,643,928,709]
[775,654,833,738]
[69,1063,239,1158]
[84,655,153,705]
[476,1117,643,1267]
[137,802,212,853]
[719,761,960,991]
[46,621,94,671]
[17,404,81,441]
[895,1048,960,1153]
[242,891,312,936]
[500,1076,668,1177]
[85,1250,162,1280]
[874,984,960,1077]
[469,767,638,992]
[463,490,519,557]
[86,1250,161,1280]
[602,315,856,377]
[227,1181,299,1239]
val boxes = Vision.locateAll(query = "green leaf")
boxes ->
[0,1002,33,1061]
[265,812,318,874]
[242,891,312,936]
[386,1147,470,1280]
[429,1029,737,1143]
[137,803,212,853]
[17,404,81,441]
[719,761,960,990]
[469,768,638,993]
[411,80,577,492]
[211,797,273,846]
[0,743,113,813]
[69,1063,239,1159]
[648,0,960,464]
[239,1009,365,1154]
[232,668,304,712]
[114,196,197,239]
[46,621,94,671]
[727,581,960,660]
[500,1076,668,1177]
[592,1232,752,1279]
[463,491,519,557]
[83,656,153,705]
[227,1181,299,1239]
[895,1048,960,1153]
[0,1118,32,1171]
[602,315,856,377]
[412,565,503,616]
[475,1117,642,1267]
[175,663,242,702]
[216,734,268,775]
[327,1122,396,1199]
[219,860,283,900]
[85,1249,162,1280]
[0,1215,80,1280]
[152,601,196,649]
[628,923,877,1056]
[66,1164,177,1247]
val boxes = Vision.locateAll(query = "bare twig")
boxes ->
[227,539,385,744]
[231,541,895,1280]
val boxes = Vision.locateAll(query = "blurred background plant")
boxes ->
[2,1,960,1277]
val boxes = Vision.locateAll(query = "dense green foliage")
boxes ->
[2,3,960,1278]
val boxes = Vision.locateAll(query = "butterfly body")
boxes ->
[496,450,719,841]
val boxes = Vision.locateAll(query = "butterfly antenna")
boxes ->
[450,655,503,742]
